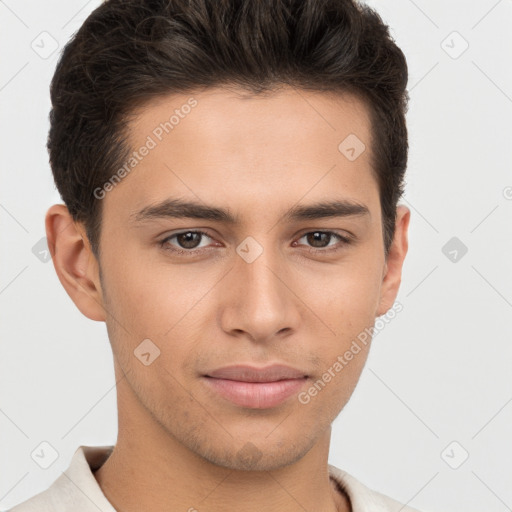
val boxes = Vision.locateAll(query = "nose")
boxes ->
[219,242,301,343]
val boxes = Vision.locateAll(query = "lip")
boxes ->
[203,364,309,409]
[206,364,308,382]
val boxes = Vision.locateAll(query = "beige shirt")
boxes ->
[9,445,424,512]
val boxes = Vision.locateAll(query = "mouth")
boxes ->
[202,364,309,409]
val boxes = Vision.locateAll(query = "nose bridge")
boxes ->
[238,236,286,310]
[221,235,297,340]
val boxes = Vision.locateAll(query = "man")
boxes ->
[11,0,421,510]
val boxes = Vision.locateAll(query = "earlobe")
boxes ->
[376,205,410,317]
[45,204,106,322]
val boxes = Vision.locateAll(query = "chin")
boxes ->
[191,435,317,472]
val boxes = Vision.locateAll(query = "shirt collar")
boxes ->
[49,445,412,512]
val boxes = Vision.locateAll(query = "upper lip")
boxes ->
[205,364,308,382]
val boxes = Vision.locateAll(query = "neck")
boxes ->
[93,367,351,512]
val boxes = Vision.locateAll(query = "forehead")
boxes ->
[104,86,378,225]
[128,85,373,157]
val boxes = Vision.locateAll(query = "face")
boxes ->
[61,86,408,471]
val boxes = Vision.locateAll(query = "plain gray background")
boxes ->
[1,1,511,511]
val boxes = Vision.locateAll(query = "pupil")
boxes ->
[308,232,329,248]
[178,232,200,249]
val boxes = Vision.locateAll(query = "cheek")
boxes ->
[101,230,384,347]
[306,253,383,323]
[100,251,212,374]
[296,343,371,429]
[101,244,203,334]
[339,243,384,313]
[301,250,383,373]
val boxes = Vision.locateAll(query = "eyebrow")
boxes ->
[130,197,370,225]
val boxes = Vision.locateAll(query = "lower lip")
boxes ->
[203,377,308,409]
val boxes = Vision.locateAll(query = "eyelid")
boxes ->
[159,229,216,251]
[293,231,352,254]
[295,228,354,242]
[159,229,353,256]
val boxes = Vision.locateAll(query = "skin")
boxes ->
[46,85,410,512]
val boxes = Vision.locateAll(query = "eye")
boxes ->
[159,230,215,255]
[293,231,352,254]
[158,229,352,258]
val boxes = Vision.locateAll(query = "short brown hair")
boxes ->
[48,0,409,259]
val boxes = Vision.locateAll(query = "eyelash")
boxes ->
[158,230,352,257]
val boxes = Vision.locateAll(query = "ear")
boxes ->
[45,204,106,322]
[376,205,410,317]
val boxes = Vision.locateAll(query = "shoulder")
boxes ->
[7,474,68,512]
[328,464,427,512]
[7,445,115,512]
